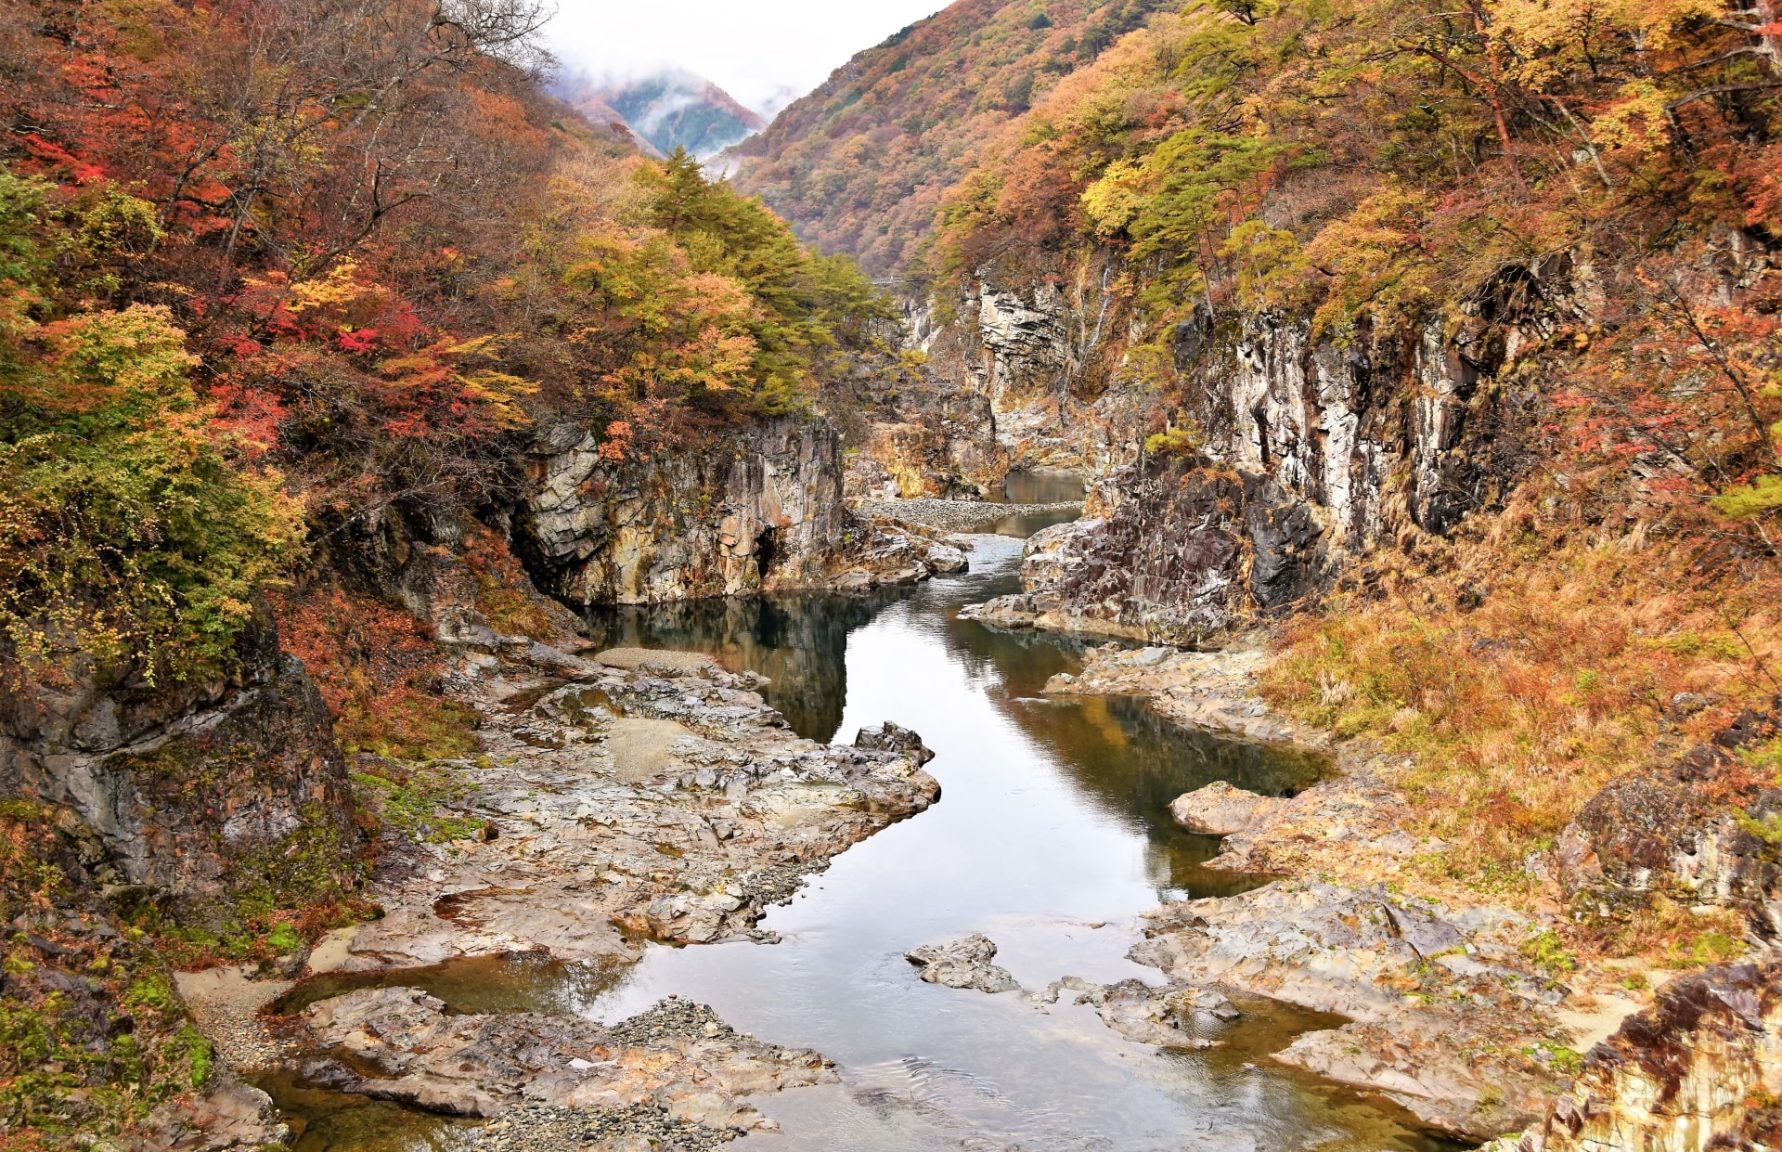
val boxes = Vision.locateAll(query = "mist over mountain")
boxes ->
[555,67,767,159]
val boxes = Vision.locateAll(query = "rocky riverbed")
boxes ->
[1013,623,1782,1148]
[178,639,941,1147]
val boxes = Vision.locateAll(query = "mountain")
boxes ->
[558,68,767,159]
[727,0,1174,276]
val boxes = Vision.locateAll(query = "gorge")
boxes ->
[2,0,1780,1150]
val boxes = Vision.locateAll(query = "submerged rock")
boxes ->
[905,934,1019,993]
[1042,977,1233,1050]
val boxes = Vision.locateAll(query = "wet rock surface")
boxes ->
[905,934,1019,993]
[298,988,831,1130]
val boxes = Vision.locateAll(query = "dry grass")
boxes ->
[1261,501,1781,893]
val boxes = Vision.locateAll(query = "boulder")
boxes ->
[905,934,1019,993]
[1169,782,1281,836]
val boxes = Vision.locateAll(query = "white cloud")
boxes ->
[544,0,946,116]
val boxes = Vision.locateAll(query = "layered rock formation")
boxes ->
[954,255,1570,643]
[1513,961,1782,1152]
[516,416,960,605]
[0,618,357,910]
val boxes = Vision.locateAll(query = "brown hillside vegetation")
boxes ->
[728,0,1175,276]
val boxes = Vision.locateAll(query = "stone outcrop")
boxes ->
[905,934,1019,993]
[963,457,1324,645]
[339,645,941,967]
[1133,880,1565,1139]
[1558,701,1782,937]
[299,988,831,1131]
[0,617,357,909]
[517,416,950,606]
[1512,960,1782,1152]
[518,416,846,604]
[948,255,1572,642]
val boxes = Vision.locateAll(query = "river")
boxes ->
[271,494,1461,1152]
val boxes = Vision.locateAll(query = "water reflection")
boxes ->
[584,592,900,740]
[577,532,1451,1151]
[990,469,1089,505]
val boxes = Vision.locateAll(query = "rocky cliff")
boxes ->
[516,416,955,606]
[0,617,359,912]
[1511,960,1782,1152]
[956,254,1566,644]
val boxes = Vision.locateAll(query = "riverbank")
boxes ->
[178,638,940,1147]
[854,497,1082,534]
[1026,639,1713,1143]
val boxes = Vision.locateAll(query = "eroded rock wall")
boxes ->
[517,416,851,605]
[0,619,358,907]
[950,255,1569,643]
[1516,960,1782,1152]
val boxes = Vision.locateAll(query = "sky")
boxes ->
[544,0,948,117]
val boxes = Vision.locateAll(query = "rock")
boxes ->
[299,988,833,1129]
[594,649,717,676]
[853,722,936,766]
[1557,704,1782,936]
[518,416,942,606]
[1513,960,1782,1152]
[1169,782,1280,836]
[344,659,942,968]
[905,934,1019,993]
[1130,880,1561,1139]
[962,459,1327,646]
[0,614,358,907]
[1046,978,1230,1049]
[924,543,970,574]
[854,498,1082,535]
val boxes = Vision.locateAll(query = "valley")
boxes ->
[1,0,1780,1150]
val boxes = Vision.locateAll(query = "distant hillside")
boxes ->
[558,69,767,159]
[726,0,1172,276]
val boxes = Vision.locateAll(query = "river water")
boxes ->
[271,495,1460,1152]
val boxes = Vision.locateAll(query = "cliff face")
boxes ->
[0,619,358,909]
[953,253,1565,643]
[516,416,958,606]
[517,417,847,605]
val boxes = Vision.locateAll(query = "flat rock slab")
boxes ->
[1169,782,1281,836]
[595,649,719,676]
[301,988,833,1133]
[906,934,1019,993]
[606,717,699,783]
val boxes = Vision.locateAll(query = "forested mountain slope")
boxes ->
[0,0,897,1141]
[872,0,1782,996]
[726,0,1173,275]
